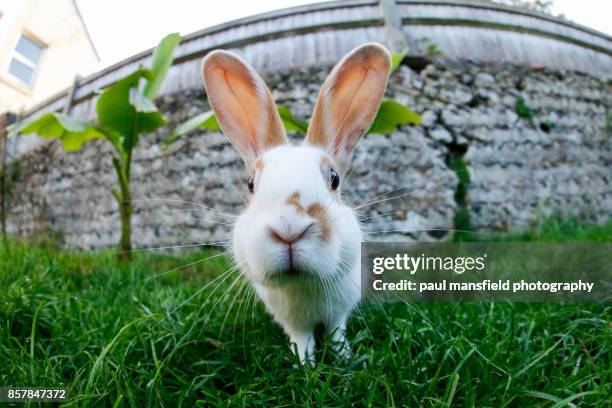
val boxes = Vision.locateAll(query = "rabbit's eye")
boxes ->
[247,175,255,193]
[330,169,340,191]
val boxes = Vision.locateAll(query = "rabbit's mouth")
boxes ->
[269,267,308,279]
[265,265,314,285]
[286,267,305,277]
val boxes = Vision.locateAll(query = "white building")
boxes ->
[0,0,99,113]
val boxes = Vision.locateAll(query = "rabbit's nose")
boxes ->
[268,223,314,245]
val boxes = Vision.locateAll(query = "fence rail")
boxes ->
[17,0,612,136]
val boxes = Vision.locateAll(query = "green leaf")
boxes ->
[390,48,409,73]
[129,88,158,113]
[19,112,106,151]
[163,111,219,148]
[143,33,181,101]
[515,96,533,120]
[97,69,166,151]
[368,99,422,135]
[277,106,308,134]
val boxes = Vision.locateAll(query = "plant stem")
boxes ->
[112,155,132,261]
[113,102,139,261]
[0,116,9,244]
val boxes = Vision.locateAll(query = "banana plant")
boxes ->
[15,33,181,260]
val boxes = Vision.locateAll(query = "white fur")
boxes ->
[232,145,362,363]
[202,44,390,364]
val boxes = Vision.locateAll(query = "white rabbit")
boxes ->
[201,43,391,364]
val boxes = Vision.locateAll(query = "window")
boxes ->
[8,34,44,87]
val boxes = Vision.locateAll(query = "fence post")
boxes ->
[379,0,412,53]
[0,113,17,242]
[63,75,82,115]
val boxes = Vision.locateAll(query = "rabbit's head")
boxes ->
[202,43,390,287]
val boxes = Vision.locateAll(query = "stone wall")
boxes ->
[7,58,612,249]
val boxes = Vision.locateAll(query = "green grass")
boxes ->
[1,219,611,407]
[459,218,612,243]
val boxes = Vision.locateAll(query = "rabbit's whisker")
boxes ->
[127,241,231,253]
[358,210,404,222]
[340,244,440,338]
[231,281,253,342]
[352,190,430,212]
[350,165,471,208]
[219,277,250,339]
[195,272,245,339]
[360,228,494,236]
[332,188,425,224]
[386,291,445,338]
[141,250,232,283]
[320,275,333,327]
[186,216,235,226]
[174,223,221,247]
[240,287,256,361]
[208,156,249,205]
[128,198,238,218]
[341,168,472,223]
[170,264,240,317]
[339,258,388,343]
[146,264,241,384]
[169,208,236,225]
[249,284,258,336]
[234,284,253,340]
[353,184,414,209]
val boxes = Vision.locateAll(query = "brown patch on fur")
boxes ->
[285,192,332,242]
[285,192,304,214]
[306,203,332,241]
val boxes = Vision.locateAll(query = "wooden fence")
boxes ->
[14,0,612,147]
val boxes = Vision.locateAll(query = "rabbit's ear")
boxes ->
[305,43,390,171]
[202,50,288,169]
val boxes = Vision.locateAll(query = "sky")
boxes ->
[77,0,327,67]
[551,0,611,34]
[76,0,611,68]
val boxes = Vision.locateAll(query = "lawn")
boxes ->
[1,220,611,407]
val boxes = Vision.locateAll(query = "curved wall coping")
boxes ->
[18,0,612,120]
[398,0,611,41]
